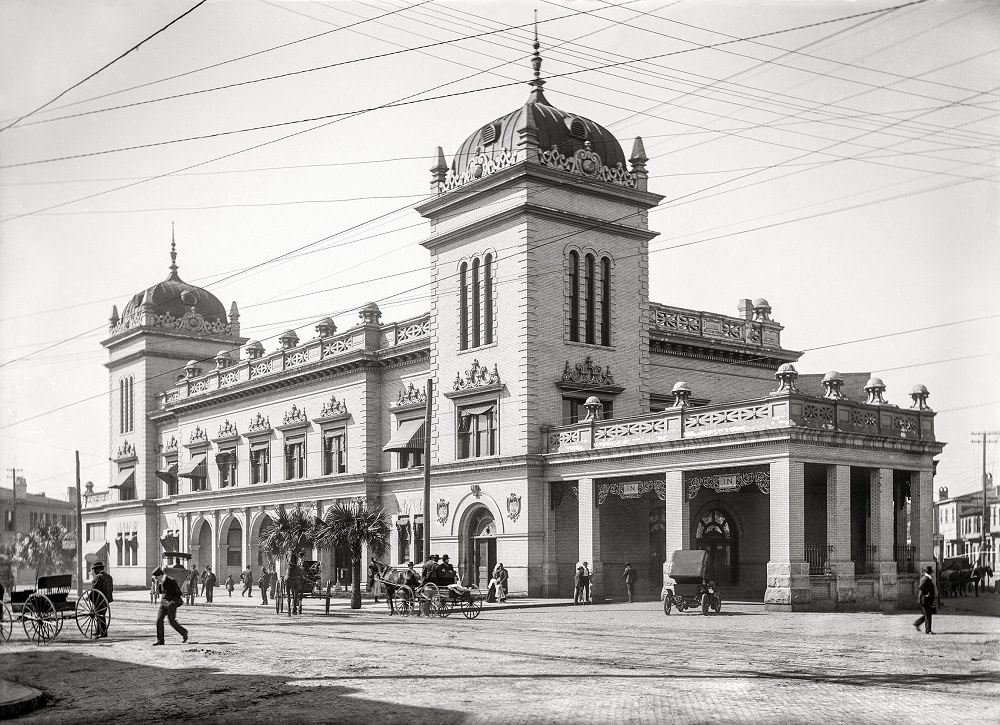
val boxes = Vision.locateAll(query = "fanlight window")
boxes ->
[696,510,731,539]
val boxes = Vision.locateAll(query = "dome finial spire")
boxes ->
[529,11,547,102]
[169,222,179,279]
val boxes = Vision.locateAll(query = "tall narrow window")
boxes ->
[250,443,269,484]
[569,251,580,342]
[484,254,493,345]
[585,254,596,345]
[284,437,305,480]
[601,256,611,346]
[457,403,497,459]
[217,450,237,488]
[323,430,346,475]
[472,258,481,348]
[459,262,468,350]
[119,376,134,433]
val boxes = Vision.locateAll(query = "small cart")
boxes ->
[1,574,111,645]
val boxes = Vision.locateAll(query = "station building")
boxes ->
[82,52,944,611]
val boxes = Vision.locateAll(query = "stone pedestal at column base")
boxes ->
[875,562,898,611]
[830,561,856,605]
[764,561,812,611]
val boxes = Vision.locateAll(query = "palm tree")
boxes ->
[13,524,75,581]
[317,499,390,609]
[257,506,321,572]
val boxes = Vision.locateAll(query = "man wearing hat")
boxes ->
[421,554,440,584]
[436,554,456,586]
[151,566,188,645]
[623,561,638,604]
[90,561,113,638]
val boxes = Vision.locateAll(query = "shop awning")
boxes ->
[460,403,495,417]
[155,463,178,484]
[109,467,135,489]
[383,419,425,453]
[177,455,207,479]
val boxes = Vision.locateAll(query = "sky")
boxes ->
[0,0,997,503]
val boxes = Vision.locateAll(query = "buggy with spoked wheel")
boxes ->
[661,550,722,616]
[372,562,484,619]
[1,574,111,645]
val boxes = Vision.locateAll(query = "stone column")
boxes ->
[578,478,601,600]
[765,459,811,610]
[242,507,252,571]
[910,469,934,572]
[826,464,855,604]
[211,511,220,574]
[541,482,559,597]
[872,468,898,610]
[663,470,689,556]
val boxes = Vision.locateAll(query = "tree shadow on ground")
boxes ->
[6,650,458,725]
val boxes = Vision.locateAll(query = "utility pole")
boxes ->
[9,467,23,536]
[76,451,83,598]
[971,431,999,565]
[423,378,432,562]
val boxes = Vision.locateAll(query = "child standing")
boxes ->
[225,574,235,597]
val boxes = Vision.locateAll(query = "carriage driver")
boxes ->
[436,554,473,597]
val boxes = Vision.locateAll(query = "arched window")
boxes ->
[472,258,481,348]
[568,251,580,342]
[484,254,493,345]
[601,256,611,346]
[585,253,596,345]
[459,262,468,350]
[119,375,134,434]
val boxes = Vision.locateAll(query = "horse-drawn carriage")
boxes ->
[939,556,974,597]
[661,549,722,616]
[1,574,111,644]
[373,562,483,619]
[278,559,325,615]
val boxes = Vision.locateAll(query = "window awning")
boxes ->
[155,463,178,484]
[461,403,495,417]
[177,455,207,479]
[215,451,236,465]
[109,468,135,489]
[383,419,425,453]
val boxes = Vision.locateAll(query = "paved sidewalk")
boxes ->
[0,679,44,718]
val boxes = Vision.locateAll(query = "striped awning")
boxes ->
[177,455,207,479]
[383,419,425,453]
[155,463,178,484]
[109,468,134,489]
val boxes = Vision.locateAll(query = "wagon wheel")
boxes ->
[23,594,60,644]
[663,595,672,615]
[0,601,12,643]
[712,595,722,613]
[76,590,110,639]
[701,593,710,615]
[418,583,440,618]
[395,585,415,616]
[461,586,482,620]
[435,594,452,618]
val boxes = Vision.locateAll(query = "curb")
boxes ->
[0,680,45,719]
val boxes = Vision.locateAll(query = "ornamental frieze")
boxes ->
[116,440,135,459]
[110,309,233,338]
[538,143,636,188]
[282,404,307,426]
[392,382,426,408]
[247,413,271,433]
[217,420,238,439]
[454,359,501,392]
[597,477,666,505]
[562,356,614,387]
[188,426,208,444]
[685,466,770,499]
[439,148,519,192]
[320,395,348,418]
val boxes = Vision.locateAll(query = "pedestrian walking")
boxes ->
[913,565,937,634]
[225,574,235,597]
[574,565,586,605]
[369,556,382,603]
[269,569,278,601]
[259,567,270,606]
[204,566,217,604]
[623,561,638,603]
[186,565,199,606]
[90,561,114,638]
[149,573,158,604]
[240,565,253,597]
[152,566,188,646]
[200,567,209,597]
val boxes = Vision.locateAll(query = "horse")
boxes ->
[283,558,319,616]
[371,561,417,615]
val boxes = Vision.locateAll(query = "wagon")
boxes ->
[372,564,484,619]
[1,574,111,645]
[661,550,722,616]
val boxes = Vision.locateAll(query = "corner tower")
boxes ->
[102,239,245,503]
[415,36,663,465]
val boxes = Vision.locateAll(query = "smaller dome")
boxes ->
[245,340,264,351]
[865,376,886,389]
[279,329,298,339]
[776,363,797,375]
[822,370,843,383]
[584,395,602,406]
[753,298,770,308]
[215,350,229,358]
[316,316,335,328]
[671,381,691,393]
[910,384,928,394]
[185,360,200,368]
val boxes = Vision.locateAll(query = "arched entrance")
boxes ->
[696,508,738,585]
[196,520,213,570]
[462,505,497,588]
[223,520,243,579]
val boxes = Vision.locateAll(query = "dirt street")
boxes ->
[2,593,998,724]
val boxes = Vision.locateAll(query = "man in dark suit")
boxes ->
[90,561,114,638]
[913,565,937,634]
[152,567,188,645]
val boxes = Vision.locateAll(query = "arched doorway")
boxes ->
[196,521,213,570]
[463,506,497,588]
[224,521,243,579]
[696,508,738,585]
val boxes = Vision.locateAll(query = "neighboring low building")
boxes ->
[934,483,998,571]
[81,47,943,611]
[0,477,77,585]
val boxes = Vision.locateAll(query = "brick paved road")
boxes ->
[3,595,998,724]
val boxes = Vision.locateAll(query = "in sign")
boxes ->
[623,482,640,496]
[717,475,739,492]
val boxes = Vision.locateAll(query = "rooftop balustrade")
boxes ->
[649,301,785,351]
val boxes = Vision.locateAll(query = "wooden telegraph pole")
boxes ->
[423,378,432,560]
[76,451,83,598]
[971,431,999,565]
